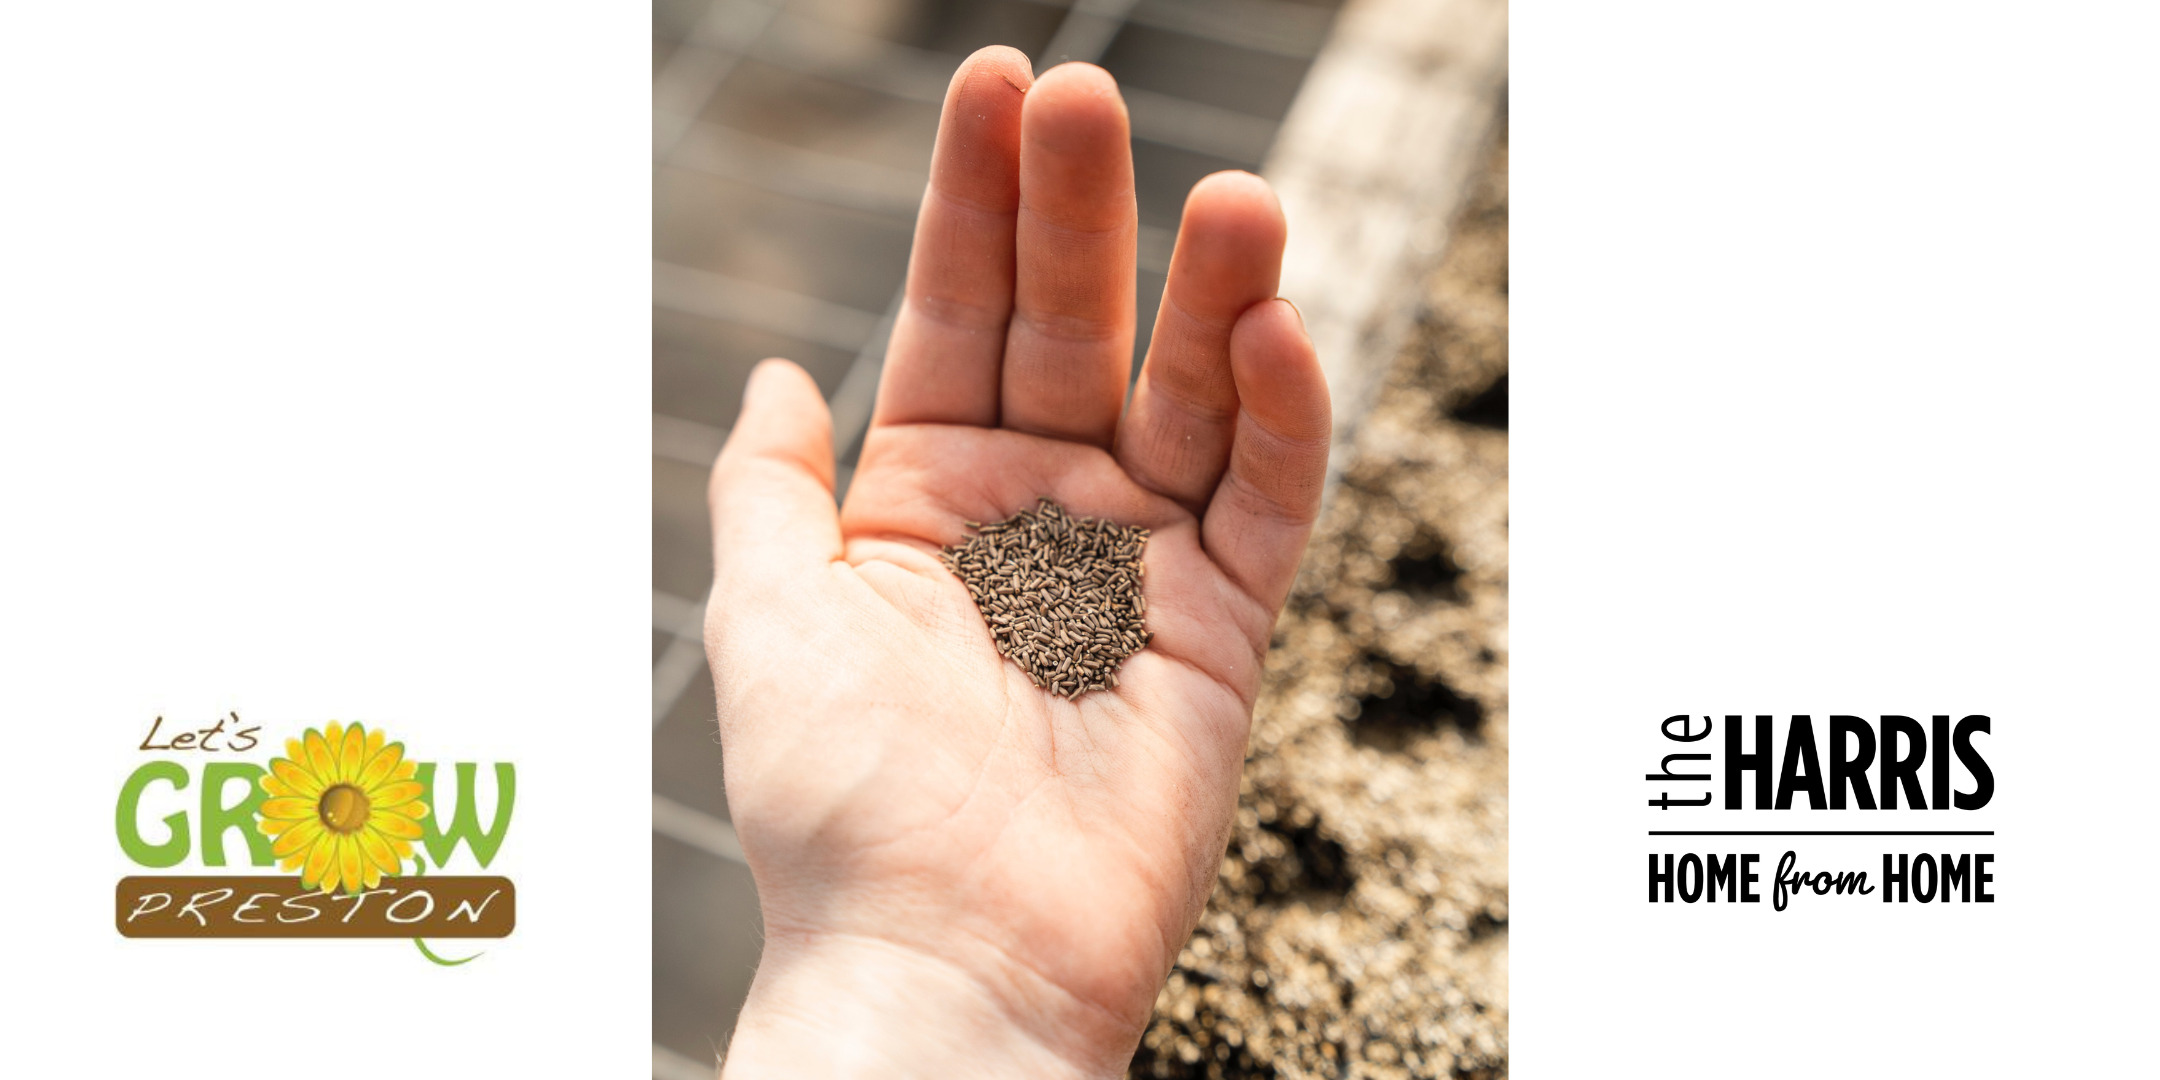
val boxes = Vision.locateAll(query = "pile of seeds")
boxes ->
[939,497,1151,699]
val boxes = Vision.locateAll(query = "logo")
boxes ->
[115,713,516,964]
[1641,713,1995,910]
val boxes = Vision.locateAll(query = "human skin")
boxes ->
[705,45,1330,1078]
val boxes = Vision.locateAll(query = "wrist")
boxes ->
[721,925,1131,1080]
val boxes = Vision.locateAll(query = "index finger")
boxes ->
[871,46,1034,430]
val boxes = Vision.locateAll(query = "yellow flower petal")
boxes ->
[279,850,307,873]
[373,814,425,840]
[358,828,401,877]
[260,774,299,800]
[356,741,404,791]
[259,797,320,822]
[337,835,364,895]
[367,798,429,824]
[259,815,304,837]
[337,724,367,783]
[271,820,322,859]
[367,780,425,809]
[390,758,419,783]
[388,836,414,860]
[303,834,336,890]
[364,727,386,761]
[361,858,382,891]
[303,729,337,786]
[270,755,326,799]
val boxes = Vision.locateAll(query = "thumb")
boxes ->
[708,359,843,591]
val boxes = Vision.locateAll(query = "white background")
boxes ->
[1,4,647,1076]
[1516,2,2159,1075]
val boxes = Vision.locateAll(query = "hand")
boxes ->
[705,45,1329,1079]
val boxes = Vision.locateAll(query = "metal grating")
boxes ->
[651,0,1344,1069]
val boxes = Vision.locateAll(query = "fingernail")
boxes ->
[1278,296,1305,329]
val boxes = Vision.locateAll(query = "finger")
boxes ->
[709,359,843,587]
[1202,300,1330,611]
[1114,171,1286,514]
[874,46,1034,429]
[1000,62,1137,447]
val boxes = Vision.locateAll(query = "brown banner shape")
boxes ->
[116,875,515,938]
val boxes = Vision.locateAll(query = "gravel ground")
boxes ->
[1131,114,1509,1080]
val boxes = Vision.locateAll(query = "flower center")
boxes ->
[317,784,371,834]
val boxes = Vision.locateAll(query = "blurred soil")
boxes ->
[1132,116,1509,1080]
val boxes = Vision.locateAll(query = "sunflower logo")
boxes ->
[255,722,429,895]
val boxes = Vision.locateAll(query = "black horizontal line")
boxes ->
[1648,830,1994,836]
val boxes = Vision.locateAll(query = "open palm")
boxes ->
[705,47,1329,1077]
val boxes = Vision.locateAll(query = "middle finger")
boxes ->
[999,62,1138,448]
